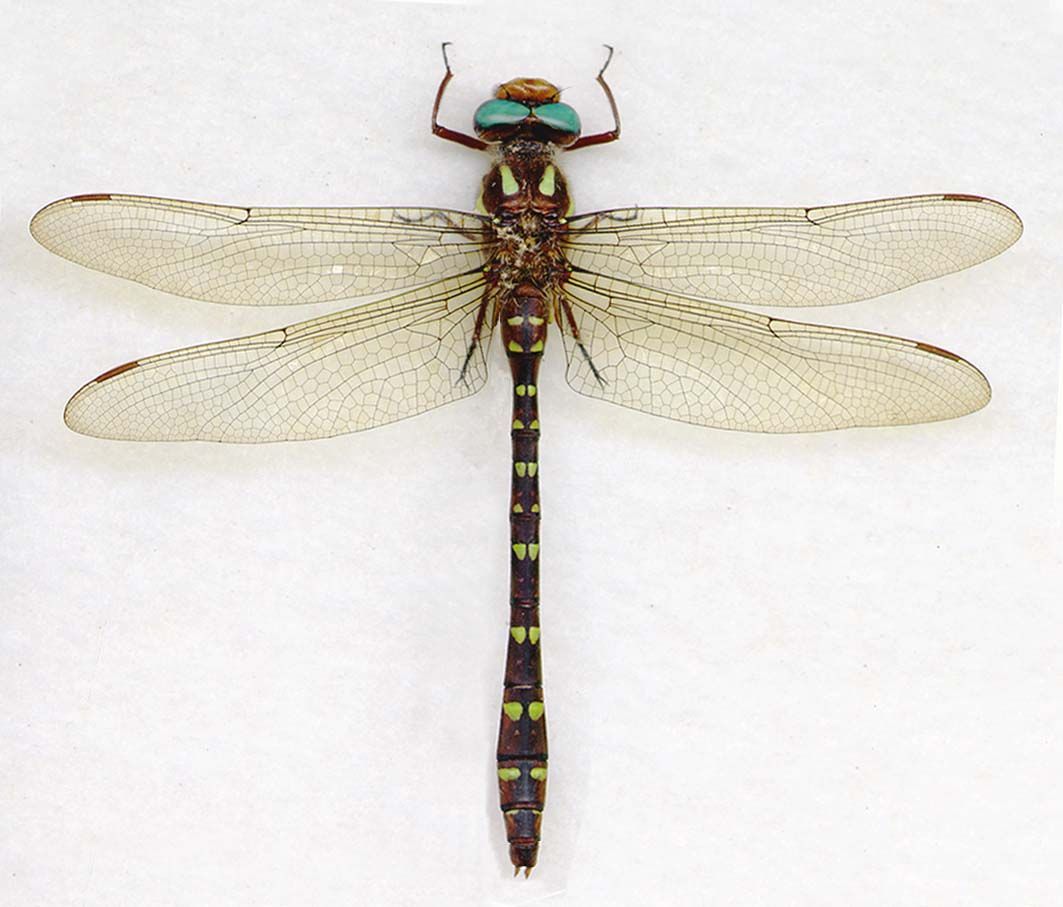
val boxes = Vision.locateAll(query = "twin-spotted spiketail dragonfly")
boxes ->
[31,46,1021,875]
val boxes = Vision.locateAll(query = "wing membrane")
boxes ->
[32,194,490,305]
[565,194,1021,306]
[559,273,990,433]
[64,272,494,442]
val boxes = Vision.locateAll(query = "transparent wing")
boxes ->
[565,194,1021,306]
[31,194,491,305]
[65,272,494,442]
[559,272,990,433]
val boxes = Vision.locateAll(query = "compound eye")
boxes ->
[474,99,531,134]
[533,103,581,136]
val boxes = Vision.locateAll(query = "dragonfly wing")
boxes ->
[31,194,490,305]
[559,272,990,433]
[65,272,494,441]
[565,194,1021,306]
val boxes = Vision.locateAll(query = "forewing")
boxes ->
[65,273,494,442]
[32,194,490,305]
[565,194,1021,306]
[559,273,990,433]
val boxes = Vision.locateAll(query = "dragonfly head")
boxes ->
[473,78,582,147]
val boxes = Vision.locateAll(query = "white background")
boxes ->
[3,1,1061,904]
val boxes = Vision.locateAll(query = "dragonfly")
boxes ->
[31,45,1021,876]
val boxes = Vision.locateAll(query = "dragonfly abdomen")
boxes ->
[497,284,548,874]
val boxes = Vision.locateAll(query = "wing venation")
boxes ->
[32,194,490,305]
[64,272,494,442]
[565,194,1021,306]
[559,273,990,433]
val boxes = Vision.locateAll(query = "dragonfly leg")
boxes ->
[393,208,490,239]
[559,292,606,387]
[565,45,621,151]
[432,43,489,151]
[458,290,496,385]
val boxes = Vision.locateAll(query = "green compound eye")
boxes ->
[474,99,531,133]
[534,103,581,135]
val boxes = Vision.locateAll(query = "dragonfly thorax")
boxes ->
[480,147,573,297]
[478,152,573,220]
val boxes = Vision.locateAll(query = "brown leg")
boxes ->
[558,291,605,386]
[431,42,489,151]
[565,45,621,151]
[459,289,495,383]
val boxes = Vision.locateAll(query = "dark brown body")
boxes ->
[430,54,621,875]
[485,140,571,872]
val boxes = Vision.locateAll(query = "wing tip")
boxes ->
[941,193,1024,244]
[29,200,59,246]
[910,338,992,414]
[63,388,96,438]
[63,359,141,438]
[31,193,116,240]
